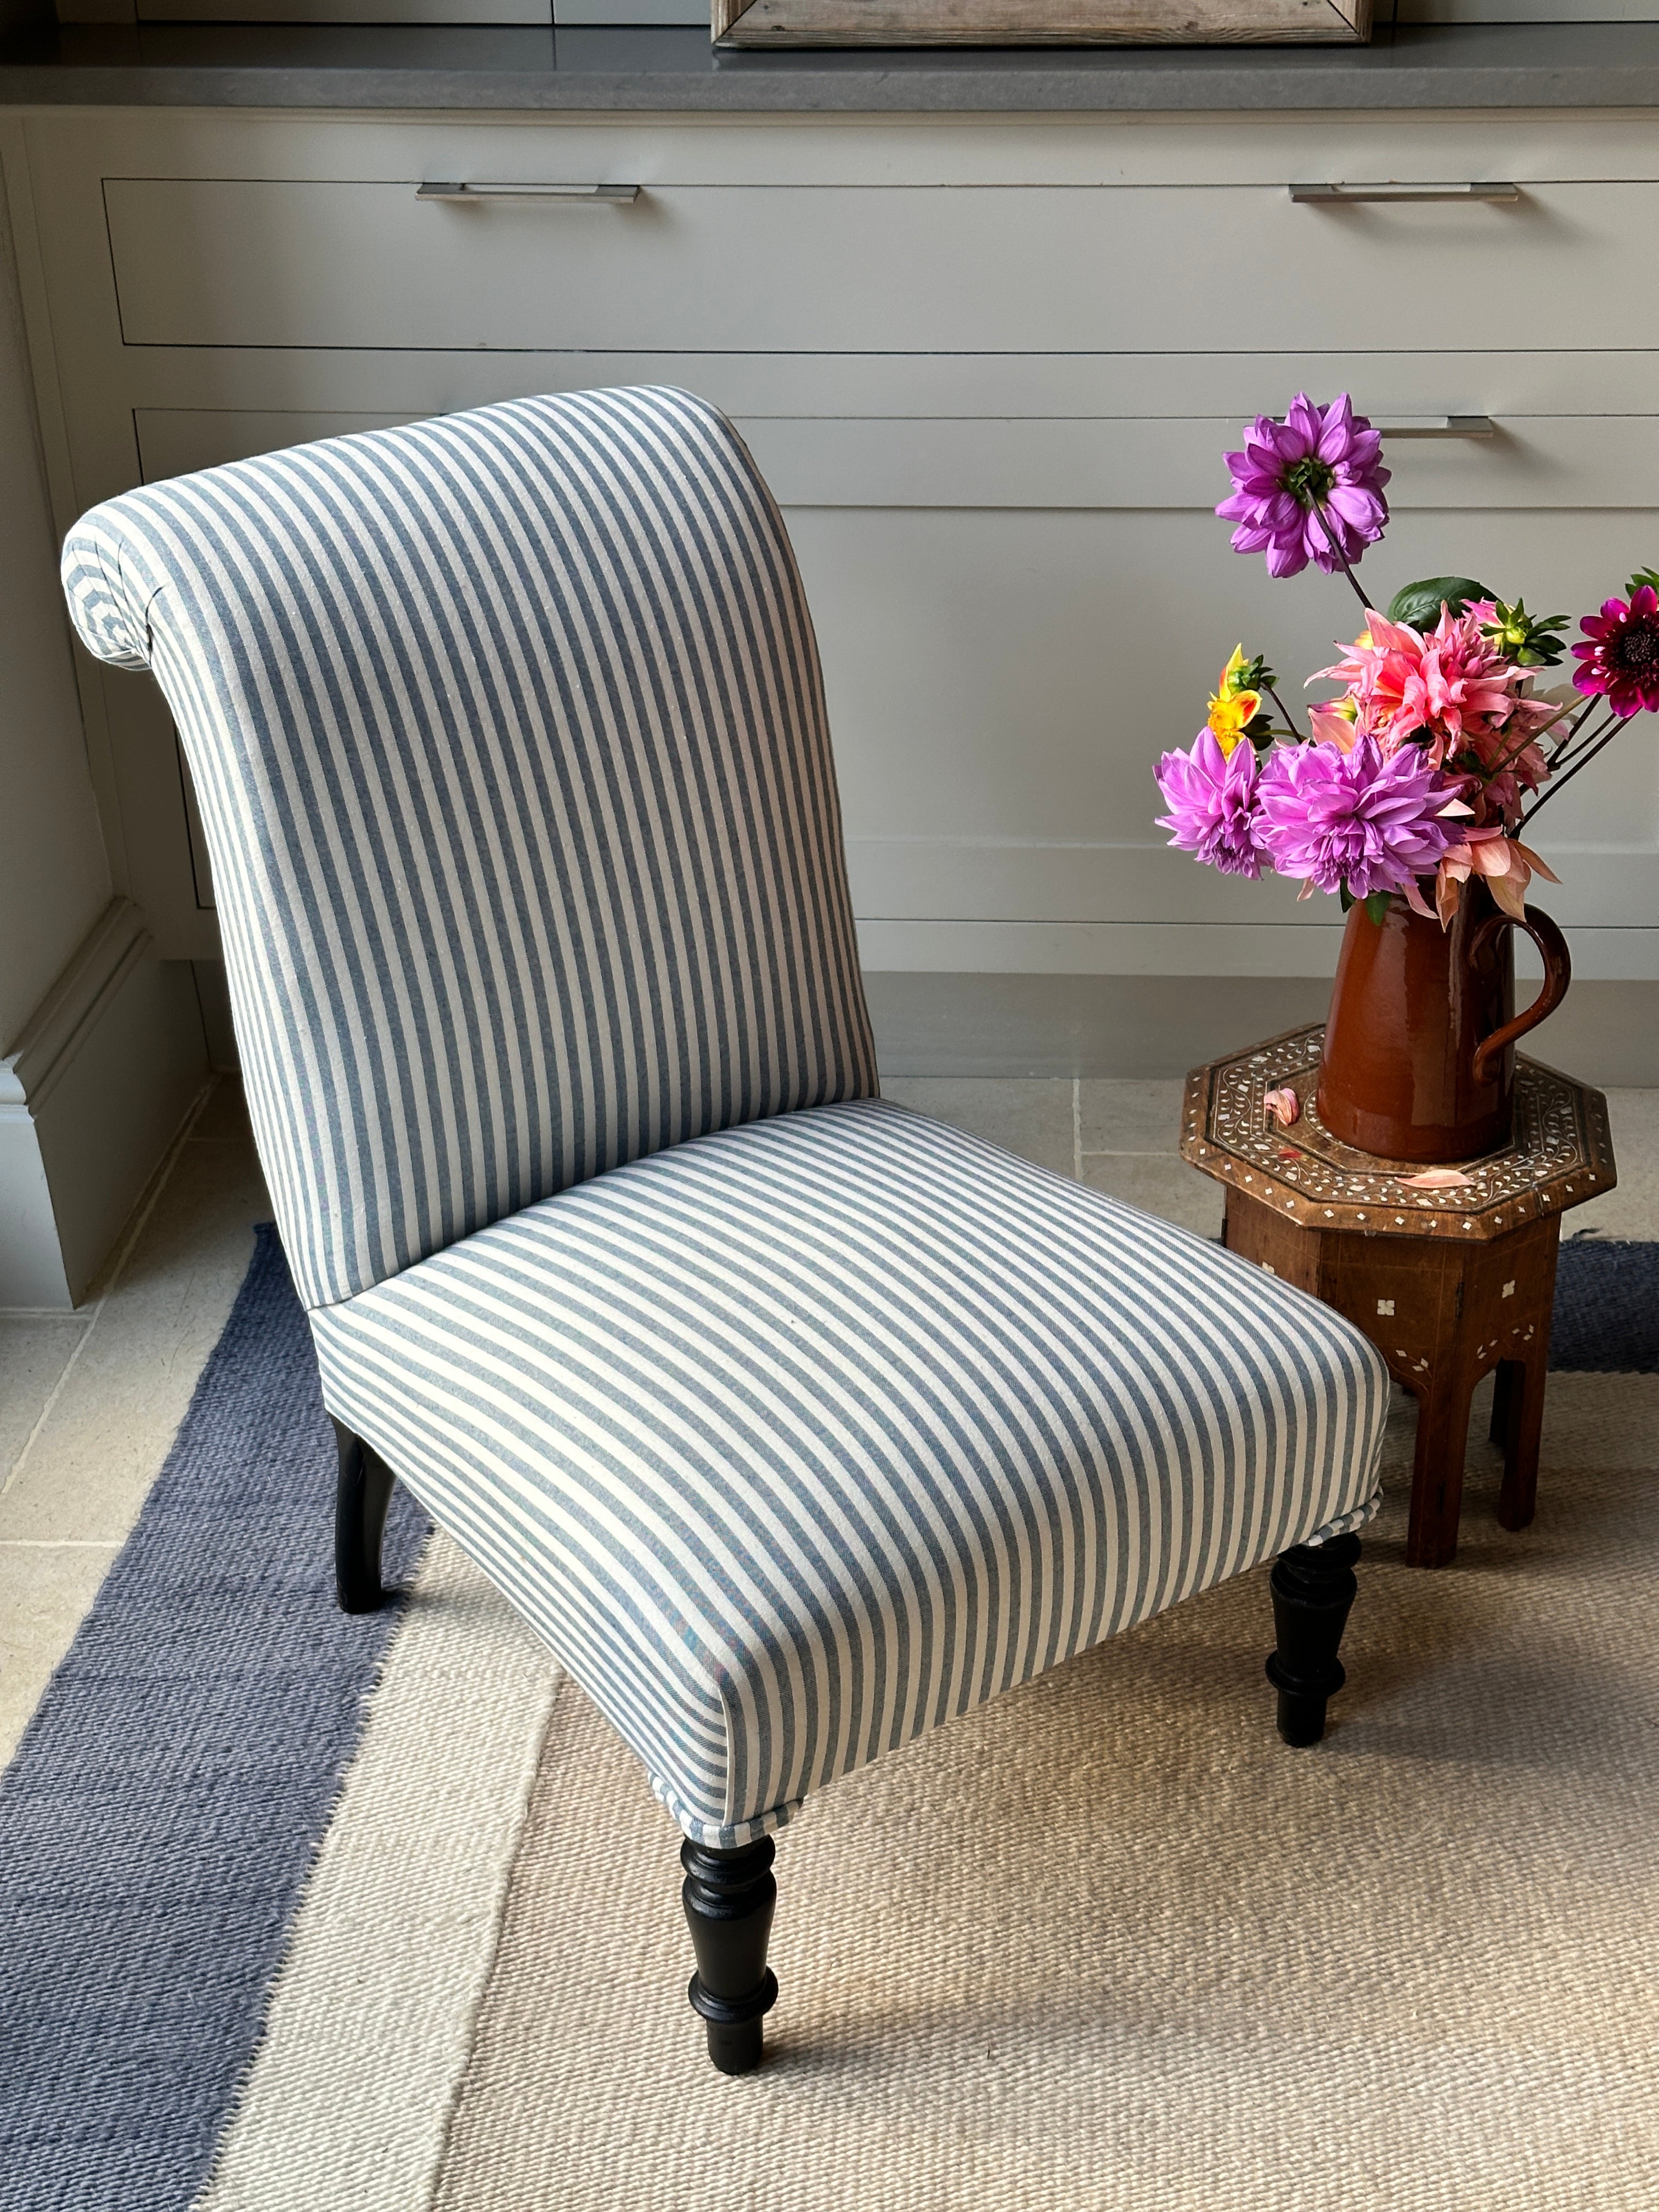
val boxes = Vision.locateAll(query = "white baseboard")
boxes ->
[844,840,1659,980]
[865,971,1659,1086]
[0,899,208,1308]
[855,918,1659,981]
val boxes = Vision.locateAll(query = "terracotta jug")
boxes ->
[1316,879,1571,1164]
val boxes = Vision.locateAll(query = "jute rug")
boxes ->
[425,1371,1659,2212]
[3,1238,1655,2212]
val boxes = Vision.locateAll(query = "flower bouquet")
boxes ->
[1153,394,1656,1160]
[1156,392,1656,922]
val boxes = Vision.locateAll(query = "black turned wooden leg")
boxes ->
[681,1835,778,2075]
[331,1419,395,1615]
[1265,1533,1362,1747]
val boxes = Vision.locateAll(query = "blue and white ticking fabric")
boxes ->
[313,1101,1387,1845]
[64,386,874,1311]
[63,387,1389,1849]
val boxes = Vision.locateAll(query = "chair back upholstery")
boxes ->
[64,388,877,1308]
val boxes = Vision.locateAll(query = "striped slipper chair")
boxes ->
[63,387,1390,2075]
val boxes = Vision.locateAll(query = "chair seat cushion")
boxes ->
[312,1101,1389,1846]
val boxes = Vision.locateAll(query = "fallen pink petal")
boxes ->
[1263,1087,1302,1126]
[1399,1168,1475,1189]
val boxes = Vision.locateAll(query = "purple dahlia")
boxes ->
[1254,733,1460,900]
[1217,394,1390,581]
[1154,726,1269,878]
[1571,582,1659,717]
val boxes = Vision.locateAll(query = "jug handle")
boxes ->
[1470,902,1572,1086]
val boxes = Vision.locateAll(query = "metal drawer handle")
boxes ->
[1289,181,1519,204]
[1373,416,1497,439]
[416,182,641,204]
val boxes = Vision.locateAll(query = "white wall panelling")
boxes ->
[9,108,1658,988]
[0,137,112,1045]
[0,900,208,1308]
[0,125,215,1302]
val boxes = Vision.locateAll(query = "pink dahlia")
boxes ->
[1435,826,1561,925]
[1154,726,1268,878]
[1217,394,1390,580]
[1572,583,1659,716]
[1255,733,1463,901]
[1314,605,1560,777]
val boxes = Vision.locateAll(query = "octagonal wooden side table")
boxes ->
[1181,1024,1618,1568]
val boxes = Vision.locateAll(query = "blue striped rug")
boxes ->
[0,1225,428,2212]
[1547,1233,1659,1373]
[1,1228,1652,2210]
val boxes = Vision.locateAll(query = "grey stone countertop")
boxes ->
[4,20,1659,112]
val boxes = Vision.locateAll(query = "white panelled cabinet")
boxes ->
[4,108,1657,981]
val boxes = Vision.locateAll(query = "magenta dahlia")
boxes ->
[1217,394,1390,580]
[1571,582,1659,716]
[1154,726,1268,878]
[1254,734,1462,901]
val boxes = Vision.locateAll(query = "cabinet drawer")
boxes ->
[116,347,1659,428]
[136,406,1659,512]
[104,177,1659,354]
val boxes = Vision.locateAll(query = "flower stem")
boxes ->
[1465,695,1595,808]
[1556,704,1616,759]
[1263,682,1305,740]
[1539,710,1617,794]
[1519,718,1629,827]
[1308,497,1373,616]
[1469,716,1560,800]
[1548,696,1602,767]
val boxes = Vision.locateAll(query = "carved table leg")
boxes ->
[1404,1364,1480,1570]
[682,1835,778,2075]
[331,1420,396,1615]
[1265,1533,1361,1746]
[1495,1344,1549,1533]
[1492,1217,1562,1533]
[1225,1184,1575,1567]
[1488,1360,1519,1447]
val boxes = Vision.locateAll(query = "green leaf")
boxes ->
[1338,882,1355,912]
[1235,651,1275,693]
[1629,566,1659,599]
[1385,577,1494,631]
[1363,890,1393,927]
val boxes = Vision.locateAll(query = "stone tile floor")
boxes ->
[0,1080,272,1762]
[3,1073,1655,1764]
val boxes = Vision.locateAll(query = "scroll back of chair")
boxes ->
[63,388,877,1310]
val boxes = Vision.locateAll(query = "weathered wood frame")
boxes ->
[714,0,1369,48]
